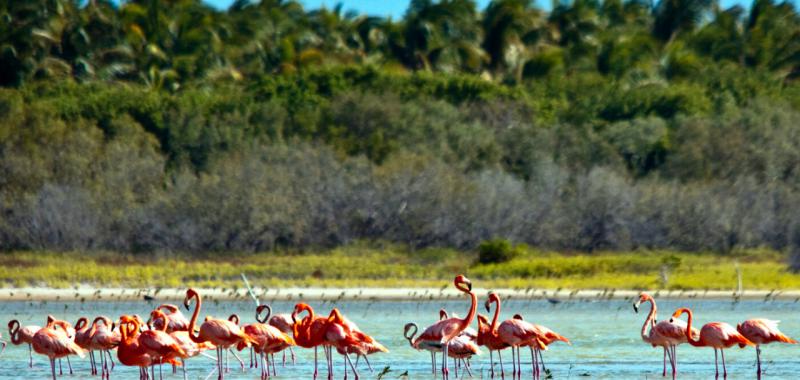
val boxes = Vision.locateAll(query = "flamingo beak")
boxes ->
[633,301,640,313]
[484,301,491,313]
[466,280,472,291]
[183,299,190,311]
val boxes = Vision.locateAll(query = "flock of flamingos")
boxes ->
[0,275,796,380]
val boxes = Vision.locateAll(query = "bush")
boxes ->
[478,238,519,264]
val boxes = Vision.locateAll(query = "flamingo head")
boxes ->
[46,315,56,327]
[148,310,168,330]
[513,314,523,320]
[403,322,418,341]
[669,307,691,323]
[255,304,272,323]
[439,308,448,320]
[7,320,19,334]
[74,317,88,331]
[292,303,312,323]
[485,292,499,312]
[454,275,472,292]
[183,289,199,310]
[633,292,651,313]
[228,314,240,325]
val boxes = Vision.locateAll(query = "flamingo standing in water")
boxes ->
[411,275,476,379]
[31,317,84,380]
[327,308,388,377]
[150,309,216,380]
[117,315,181,380]
[403,322,440,374]
[736,318,797,379]
[267,312,297,366]
[73,317,98,375]
[89,316,121,379]
[633,292,698,379]
[490,292,569,380]
[183,288,254,380]
[477,308,511,379]
[292,303,335,379]
[8,320,41,367]
[671,307,753,378]
[237,305,296,379]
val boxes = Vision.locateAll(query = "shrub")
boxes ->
[478,238,519,264]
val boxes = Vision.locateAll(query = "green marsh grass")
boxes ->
[1,246,798,290]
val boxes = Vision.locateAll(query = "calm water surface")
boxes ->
[0,298,797,379]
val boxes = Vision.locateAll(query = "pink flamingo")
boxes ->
[31,317,84,380]
[183,288,254,380]
[73,317,99,375]
[736,318,797,379]
[8,320,41,367]
[88,316,121,379]
[236,305,295,379]
[327,308,388,377]
[671,307,754,378]
[404,322,441,374]
[411,275,476,379]
[267,312,297,366]
[150,309,216,380]
[634,292,698,378]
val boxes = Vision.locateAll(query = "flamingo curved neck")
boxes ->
[489,297,501,333]
[459,287,477,331]
[186,292,204,343]
[9,322,21,345]
[151,310,168,332]
[682,310,703,347]
[640,297,656,342]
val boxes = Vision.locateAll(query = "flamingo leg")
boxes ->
[714,349,719,378]
[228,348,245,372]
[756,345,762,380]
[99,348,105,379]
[490,350,495,378]
[29,344,34,368]
[510,347,516,379]
[498,349,505,379]
[662,347,667,377]
[364,354,374,372]
[89,350,95,375]
[721,349,727,378]
[431,352,436,374]
[58,358,63,375]
[529,346,536,380]
[313,346,318,379]
[271,353,277,376]
[291,346,297,365]
[441,342,450,379]
[517,345,522,379]
[67,355,73,375]
[182,358,187,380]
[217,347,224,380]
[671,345,677,379]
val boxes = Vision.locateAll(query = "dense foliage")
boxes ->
[1,0,800,264]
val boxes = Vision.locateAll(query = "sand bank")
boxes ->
[0,286,797,302]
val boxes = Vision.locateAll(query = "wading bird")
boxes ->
[8,320,41,367]
[88,316,121,379]
[671,307,753,378]
[477,313,510,378]
[292,303,334,379]
[31,317,84,380]
[634,292,697,379]
[411,275,476,379]
[491,293,569,380]
[183,288,254,380]
[736,318,797,379]
[150,309,216,380]
[266,311,297,366]
[236,305,295,379]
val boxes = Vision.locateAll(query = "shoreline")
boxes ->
[1,286,797,302]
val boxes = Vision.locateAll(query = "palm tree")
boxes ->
[652,0,714,43]
[482,0,548,81]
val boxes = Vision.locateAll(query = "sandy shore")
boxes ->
[0,286,798,302]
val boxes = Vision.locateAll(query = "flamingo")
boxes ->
[150,309,216,380]
[736,318,797,379]
[88,316,121,379]
[224,314,246,373]
[44,316,76,375]
[267,312,297,366]
[151,304,190,333]
[488,292,569,380]
[411,275,476,379]
[404,322,441,374]
[73,317,99,375]
[8,320,41,367]
[117,315,180,380]
[446,334,480,378]
[671,307,754,378]
[292,303,335,379]
[327,308,388,376]
[31,317,84,380]
[633,292,698,379]
[477,310,511,379]
[130,313,186,379]
[236,305,295,379]
[183,288,254,380]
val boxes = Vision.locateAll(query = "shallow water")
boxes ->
[0,298,798,379]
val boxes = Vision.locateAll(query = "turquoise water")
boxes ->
[0,298,798,379]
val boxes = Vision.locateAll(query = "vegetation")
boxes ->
[0,245,796,290]
[2,0,800,274]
